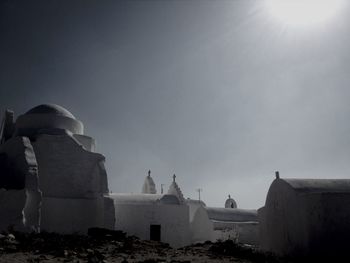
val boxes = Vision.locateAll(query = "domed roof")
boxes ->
[225,195,237,209]
[25,104,76,119]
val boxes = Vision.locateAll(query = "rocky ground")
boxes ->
[0,228,288,263]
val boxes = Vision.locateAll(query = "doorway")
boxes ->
[150,224,161,241]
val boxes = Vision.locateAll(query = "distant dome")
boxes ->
[26,104,76,119]
[225,195,237,209]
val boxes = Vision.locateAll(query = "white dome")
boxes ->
[225,195,237,208]
[15,104,84,136]
[25,104,76,119]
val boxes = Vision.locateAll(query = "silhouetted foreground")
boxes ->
[0,228,346,263]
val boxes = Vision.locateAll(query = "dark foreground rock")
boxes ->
[0,229,339,263]
[0,230,254,263]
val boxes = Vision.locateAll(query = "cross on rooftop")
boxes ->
[173,174,176,182]
[196,188,202,201]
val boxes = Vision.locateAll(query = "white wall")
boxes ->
[212,229,237,242]
[0,121,113,234]
[40,196,105,234]
[0,189,26,231]
[32,134,113,233]
[235,222,259,245]
[191,206,259,245]
[114,202,190,248]
[212,222,258,244]
[33,134,108,198]
[73,134,96,152]
[190,206,214,243]
[304,193,350,256]
[258,179,307,256]
[0,136,41,231]
[186,199,206,223]
[259,179,350,257]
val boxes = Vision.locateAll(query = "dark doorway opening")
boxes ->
[150,224,161,241]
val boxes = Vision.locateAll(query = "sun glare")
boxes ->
[266,0,345,27]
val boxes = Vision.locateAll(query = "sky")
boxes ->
[1,0,350,208]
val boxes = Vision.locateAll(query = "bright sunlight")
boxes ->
[266,0,345,27]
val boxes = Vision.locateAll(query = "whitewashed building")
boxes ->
[190,196,259,245]
[111,173,191,248]
[0,104,115,233]
[0,104,259,248]
[259,177,350,257]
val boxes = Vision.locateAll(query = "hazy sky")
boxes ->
[1,0,350,208]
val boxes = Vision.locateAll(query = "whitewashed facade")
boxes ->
[111,193,190,248]
[0,104,115,233]
[259,178,350,257]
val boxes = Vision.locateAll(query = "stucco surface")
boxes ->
[0,136,38,190]
[186,199,206,223]
[40,196,105,233]
[142,175,157,194]
[73,134,96,152]
[0,136,41,231]
[112,196,190,248]
[0,189,26,231]
[259,178,350,257]
[191,206,259,245]
[191,206,214,243]
[32,134,108,198]
[111,193,180,205]
[206,208,258,222]
[0,105,114,234]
